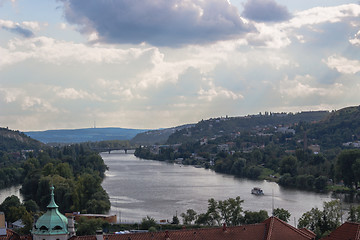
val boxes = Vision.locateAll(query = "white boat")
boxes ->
[251,187,264,195]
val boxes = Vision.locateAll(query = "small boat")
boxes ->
[251,187,264,195]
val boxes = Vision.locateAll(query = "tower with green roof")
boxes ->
[32,186,75,240]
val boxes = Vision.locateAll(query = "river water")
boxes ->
[101,152,334,226]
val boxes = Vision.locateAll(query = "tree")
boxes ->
[181,209,197,225]
[336,149,360,188]
[280,156,298,176]
[243,210,268,224]
[298,200,342,239]
[217,196,243,226]
[230,158,246,176]
[0,195,21,220]
[171,215,179,224]
[314,176,328,192]
[273,208,291,222]
[322,200,342,231]
[76,217,107,236]
[348,205,360,222]
[140,216,157,230]
[206,198,221,226]
[298,207,324,238]
[23,200,39,213]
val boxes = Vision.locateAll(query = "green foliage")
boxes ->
[171,215,180,224]
[280,156,298,176]
[18,143,110,214]
[181,209,197,225]
[298,200,342,238]
[187,196,245,226]
[348,205,360,222]
[217,196,244,226]
[336,149,360,188]
[0,196,33,235]
[0,195,21,217]
[76,217,108,236]
[243,210,269,224]
[0,127,42,152]
[273,208,291,222]
[140,216,157,230]
[314,176,328,191]
[23,200,39,213]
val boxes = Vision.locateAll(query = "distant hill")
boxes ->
[0,127,43,151]
[307,105,360,149]
[166,111,330,144]
[131,124,196,145]
[25,127,148,144]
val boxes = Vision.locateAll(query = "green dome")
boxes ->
[32,186,69,235]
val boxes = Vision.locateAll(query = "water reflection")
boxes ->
[101,153,334,225]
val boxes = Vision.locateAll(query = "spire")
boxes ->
[47,185,59,209]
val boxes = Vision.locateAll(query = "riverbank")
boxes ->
[101,153,334,225]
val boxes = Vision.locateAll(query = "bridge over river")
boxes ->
[90,147,136,154]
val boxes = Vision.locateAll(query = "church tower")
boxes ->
[32,186,75,240]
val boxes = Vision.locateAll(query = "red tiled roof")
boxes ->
[0,229,21,240]
[70,235,96,240]
[321,222,360,240]
[263,217,315,240]
[104,224,265,240]
[299,228,317,239]
[72,217,314,240]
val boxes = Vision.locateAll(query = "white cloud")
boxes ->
[0,36,150,68]
[279,75,343,98]
[198,78,243,101]
[95,79,145,100]
[0,87,24,103]
[243,4,360,49]
[324,55,360,74]
[349,30,360,46]
[0,19,34,37]
[60,23,67,30]
[287,4,360,29]
[21,96,58,112]
[245,22,291,48]
[22,21,40,31]
[54,87,102,101]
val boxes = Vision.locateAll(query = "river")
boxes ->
[101,152,335,226]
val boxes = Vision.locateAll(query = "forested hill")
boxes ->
[307,105,360,149]
[167,111,330,144]
[131,124,195,145]
[0,127,43,151]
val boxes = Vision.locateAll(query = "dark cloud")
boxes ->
[59,0,253,47]
[242,0,291,22]
[2,25,34,38]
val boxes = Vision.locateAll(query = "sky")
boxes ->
[0,0,360,131]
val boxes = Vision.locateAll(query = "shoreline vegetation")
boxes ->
[134,147,360,198]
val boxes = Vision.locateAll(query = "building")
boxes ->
[322,221,360,240]
[32,186,75,240]
[76,217,315,240]
[0,213,6,237]
[7,187,360,240]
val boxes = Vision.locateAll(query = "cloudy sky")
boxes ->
[0,0,360,131]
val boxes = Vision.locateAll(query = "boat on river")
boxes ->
[251,187,264,195]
